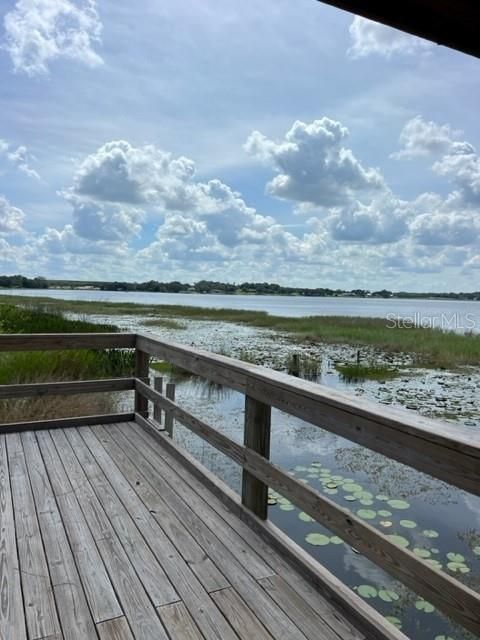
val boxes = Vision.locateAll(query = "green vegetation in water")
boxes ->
[143,317,186,330]
[1,294,477,369]
[335,363,401,383]
[0,304,134,422]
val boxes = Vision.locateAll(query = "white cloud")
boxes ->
[348,16,433,59]
[65,195,144,241]
[72,140,195,206]
[3,0,103,76]
[0,195,25,234]
[38,224,129,255]
[245,117,384,208]
[0,138,40,179]
[433,147,480,204]
[392,116,463,160]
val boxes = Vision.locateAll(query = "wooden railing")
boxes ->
[0,331,479,637]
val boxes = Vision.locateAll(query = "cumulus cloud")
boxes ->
[245,117,384,208]
[348,16,432,59]
[392,116,464,160]
[3,0,103,75]
[0,195,25,234]
[0,138,40,179]
[38,224,130,255]
[71,140,195,206]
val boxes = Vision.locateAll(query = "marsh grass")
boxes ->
[0,303,134,422]
[2,295,480,368]
[335,363,401,383]
[143,318,186,330]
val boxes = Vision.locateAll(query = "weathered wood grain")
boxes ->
[0,332,135,351]
[35,429,122,623]
[0,413,134,434]
[6,433,61,640]
[241,396,271,519]
[211,588,275,640]
[49,428,169,640]
[21,430,96,639]
[97,617,134,640]
[0,434,26,640]
[134,348,149,418]
[157,602,204,640]
[165,382,175,437]
[0,378,134,400]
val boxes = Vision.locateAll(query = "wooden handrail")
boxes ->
[0,332,136,351]
[0,378,135,399]
[137,332,480,497]
[134,378,480,636]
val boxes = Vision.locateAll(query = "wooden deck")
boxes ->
[2,419,366,640]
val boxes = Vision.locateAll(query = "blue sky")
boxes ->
[1,0,479,290]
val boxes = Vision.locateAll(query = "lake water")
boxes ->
[2,287,480,331]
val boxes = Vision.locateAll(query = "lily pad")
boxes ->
[425,559,442,570]
[344,495,357,502]
[357,509,376,520]
[447,552,465,563]
[378,589,399,603]
[330,536,343,545]
[359,498,374,506]
[387,499,410,510]
[298,511,314,522]
[324,488,338,495]
[415,600,435,613]
[379,520,393,528]
[378,510,392,517]
[295,465,308,471]
[434,636,456,640]
[356,585,377,599]
[331,475,344,481]
[447,561,470,574]
[326,482,339,489]
[376,495,389,501]
[343,483,362,493]
[386,534,410,548]
[279,503,295,511]
[413,548,431,559]
[400,520,417,529]
[422,529,439,538]
[305,533,330,546]
[473,546,480,556]
[267,497,278,505]
[385,616,402,629]
[310,462,322,468]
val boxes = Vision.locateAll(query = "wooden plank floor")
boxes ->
[0,420,366,640]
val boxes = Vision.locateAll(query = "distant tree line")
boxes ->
[1,274,480,300]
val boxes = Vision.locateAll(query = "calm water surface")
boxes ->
[2,288,480,330]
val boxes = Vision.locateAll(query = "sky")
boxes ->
[0,0,479,291]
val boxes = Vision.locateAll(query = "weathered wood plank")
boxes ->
[63,427,177,608]
[49,428,169,640]
[6,433,61,640]
[0,332,135,351]
[153,376,163,424]
[79,425,238,640]
[96,617,134,640]
[128,421,409,640]
[258,575,345,640]
[164,382,175,437]
[134,349,149,418]
[0,378,134,400]
[211,588,274,640]
[35,429,122,623]
[93,424,230,593]
[115,425,311,640]
[116,422,273,581]
[157,602,204,640]
[0,434,26,640]
[132,384,480,636]
[0,413,134,434]
[241,396,271,519]
[21,431,97,639]
[136,332,480,496]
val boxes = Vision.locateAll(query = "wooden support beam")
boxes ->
[241,396,271,519]
[153,376,163,424]
[165,382,175,437]
[0,413,135,434]
[0,378,134,400]
[134,349,150,418]
[0,333,135,351]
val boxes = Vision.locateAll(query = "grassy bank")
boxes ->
[1,295,479,368]
[0,304,134,422]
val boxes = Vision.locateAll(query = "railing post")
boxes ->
[135,348,150,418]
[165,382,175,437]
[153,376,163,424]
[241,395,271,519]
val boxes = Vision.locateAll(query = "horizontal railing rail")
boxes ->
[1,331,479,637]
